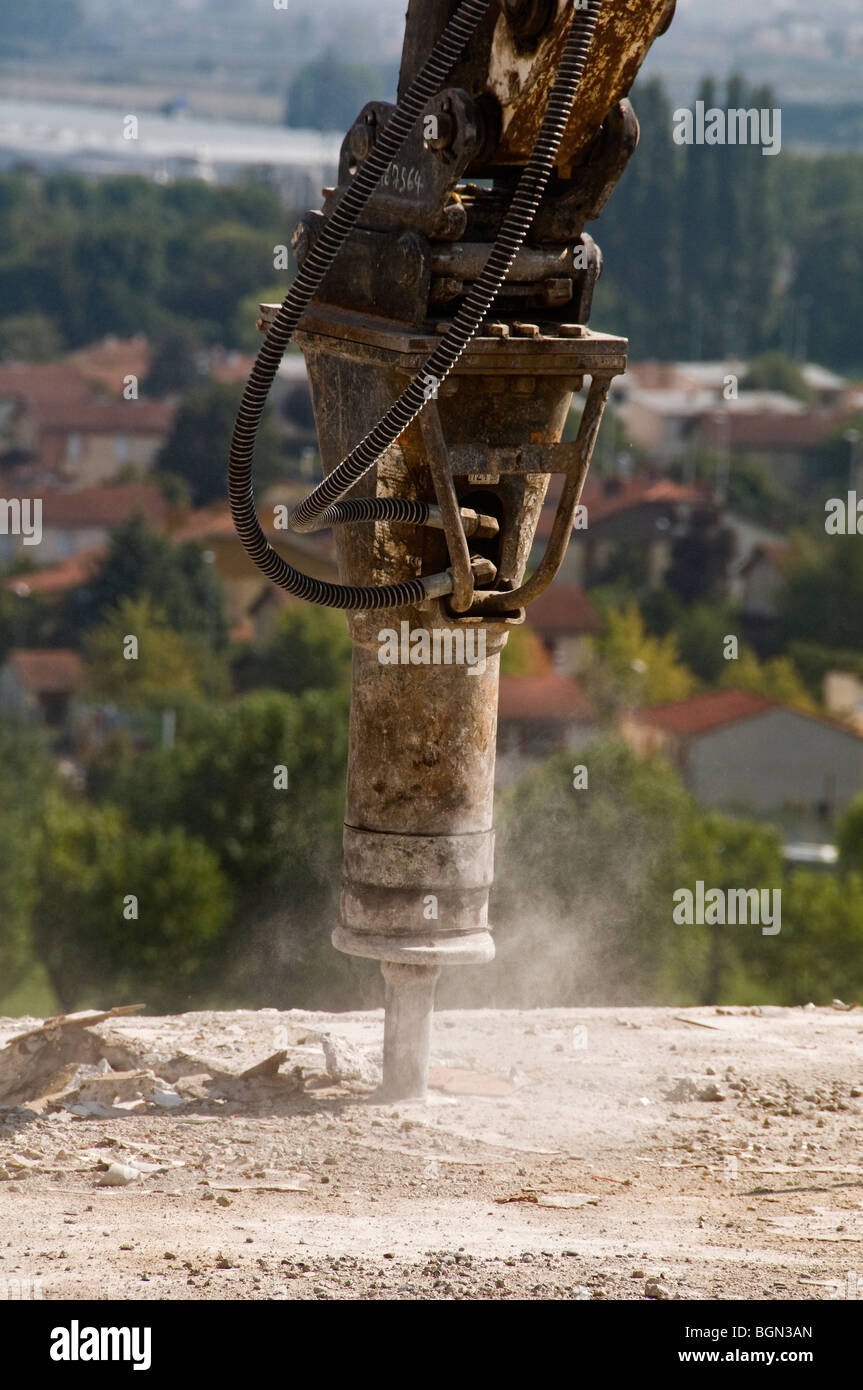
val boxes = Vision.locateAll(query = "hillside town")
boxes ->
[2,333,863,863]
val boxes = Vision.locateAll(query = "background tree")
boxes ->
[83,688,356,1006]
[582,604,695,719]
[29,796,231,1012]
[234,603,352,696]
[718,647,815,710]
[143,325,205,397]
[65,514,229,648]
[0,312,63,361]
[741,351,814,403]
[780,535,863,653]
[0,723,57,1011]
[285,53,385,131]
[156,381,284,506]
[83,596,228,710]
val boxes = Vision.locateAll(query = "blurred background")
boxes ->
[1,0,862,1019]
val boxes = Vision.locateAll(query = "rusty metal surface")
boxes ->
[397,0,675,175]
[296,309,600,963]
[487,0,675,170]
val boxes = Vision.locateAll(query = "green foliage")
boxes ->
[0,312,63,361]
[594,75,862,369]
[235,604,352,697]
[0,173,288,350]
[65,514,229,648]
[143,326,205,397]
[741,352,815,403]
[29,794,230,1012]
[156,381,283,506]
[772,871,863,1006]
[665,513,734,605]
[718,647,816,710]
[285,54,384,131]
[83,596,229,711]
[837,794,863,876]
[672,601,737,683]
[780,535,863,652]
[499,624,551,677]
[675,811,785,1004]
[459,742,784,1011]
[83,688,353,1006]
[723,455,795,530]
[0,722,57,1004]
[789,641,863,700]
[582,604,695,719]
[0,586,58,663]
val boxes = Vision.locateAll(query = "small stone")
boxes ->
[97,1162,142,1187]
[645,1279,672,1300]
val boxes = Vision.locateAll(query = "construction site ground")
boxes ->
[1,1004,861,1302]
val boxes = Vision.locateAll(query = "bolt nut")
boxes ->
[502,0,556,42]
[425,110,456,153]
[348,123,375,162]
[513,322,540,339]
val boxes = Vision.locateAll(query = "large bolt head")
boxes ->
[348,122,375,162]
[502,0,556,41]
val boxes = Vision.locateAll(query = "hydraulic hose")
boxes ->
[229,0,602,611]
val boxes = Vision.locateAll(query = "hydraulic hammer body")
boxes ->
[233,0,677,1098]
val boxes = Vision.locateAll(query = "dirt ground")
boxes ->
[1,1003,862,1301]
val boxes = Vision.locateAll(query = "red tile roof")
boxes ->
[635,687,863,741]
[7,648,83,694]
[700,412,839,451]
[635,688,777,736]
[4,547,105,596]
[174,505,336,555]
[525,584,602,636]
[68,336,152,393]
[535,474,705,540]
[0,363,91,409]
[40,486,168,529]
[498,673,596,723]
[40,401,175,434]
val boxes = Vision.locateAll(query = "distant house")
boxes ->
[612,359,853,488]
[37,400,175,487]
[534,474,707,589]
[496,673,598,785]
[697,408,841,492]
[735,541,792,651]
[4,546,105,599]
[0,648,83,727]
[0,485,169,567]
[173,505,337,630]
[0,352,174,488]
[824,671,863,735]
[247,584,300,649]
[68,336,152,397]
[623,688,863,834]
[0,362,92,469]
[524,584,602,677]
